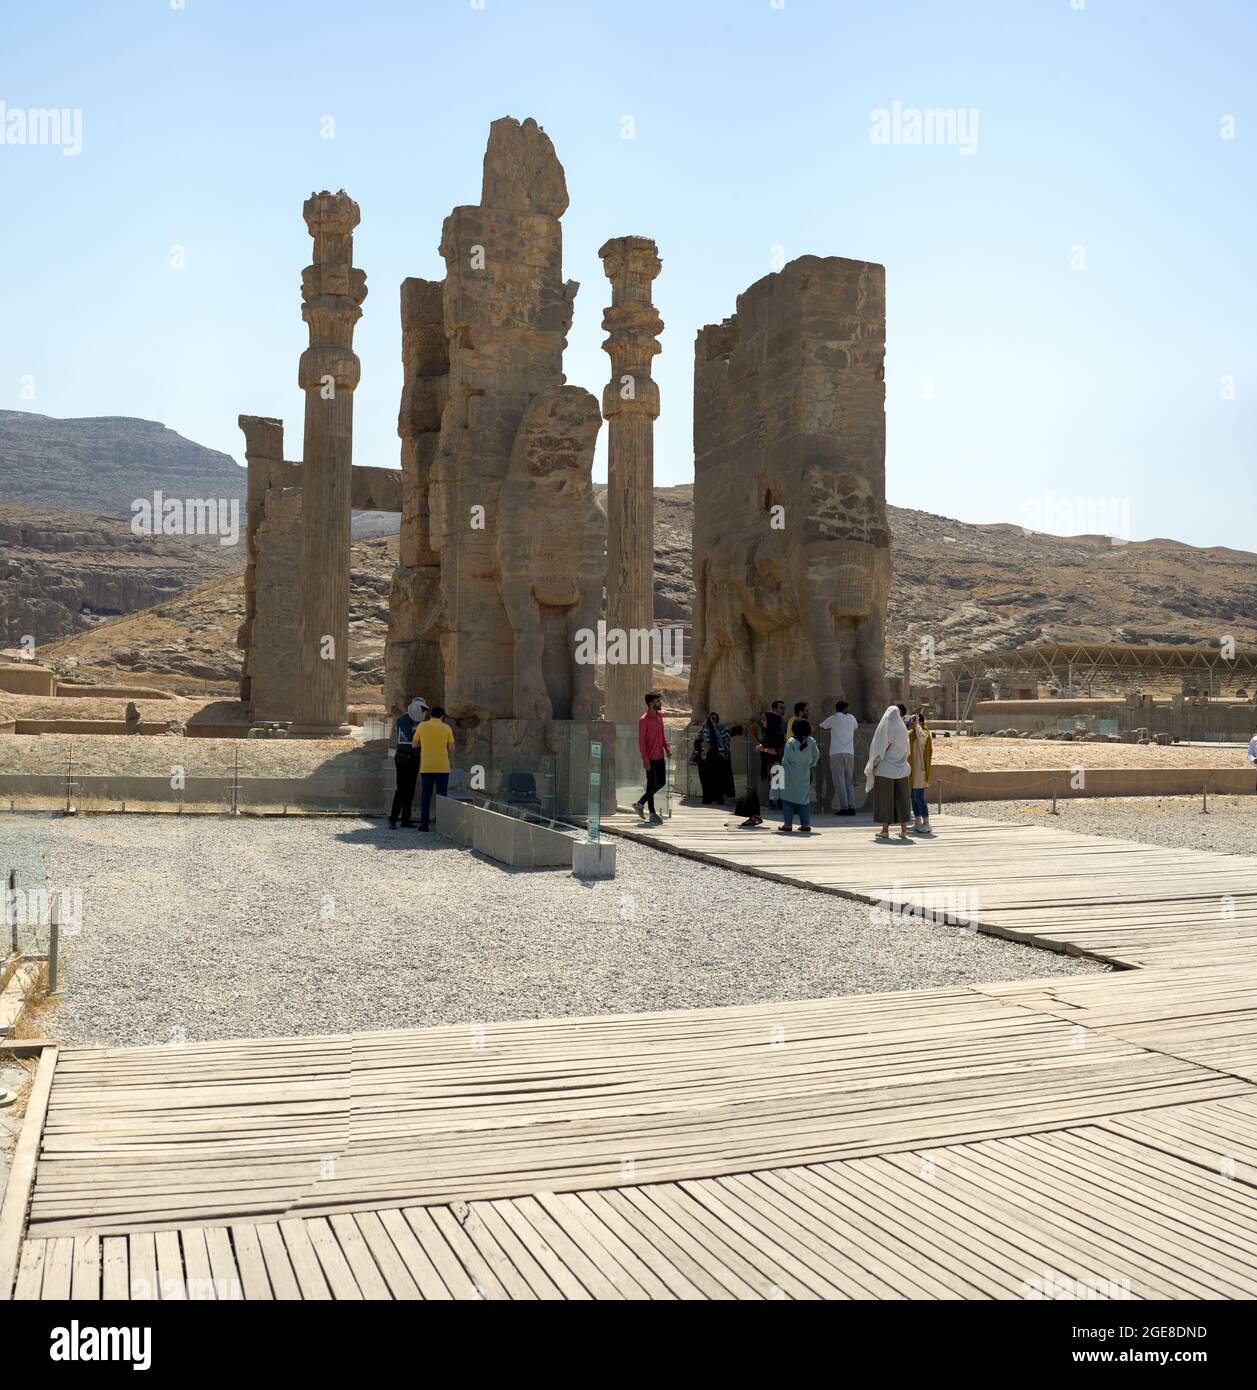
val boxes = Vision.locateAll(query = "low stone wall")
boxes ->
[0,665,56,696]
[973,700,1121,735]
[929,763,1255,802]
[434,796,578,868]
[13,719,171,736]
[0,771,387,813]
[56,682,175,701]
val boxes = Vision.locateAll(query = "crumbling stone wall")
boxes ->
[688,255,890,722]
[249,483,302,722]
[385,277,447,713]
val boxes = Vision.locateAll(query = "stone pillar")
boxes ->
[290,190,367,736]
[599,236,662,726]
[236,415,285,710]
[385,277,448,714]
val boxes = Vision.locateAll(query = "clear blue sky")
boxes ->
[2,0,1254,549]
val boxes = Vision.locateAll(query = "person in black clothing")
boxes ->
[693,712,743,804]
[388,696,426,828]
[756,699,786,810]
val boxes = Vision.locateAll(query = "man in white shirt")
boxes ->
[1247,731,1257,790]
[820,700,859,814]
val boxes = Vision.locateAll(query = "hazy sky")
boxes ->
[2,0,1254,549]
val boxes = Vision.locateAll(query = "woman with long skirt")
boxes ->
[694,711,738,804]
[864,704,913,841]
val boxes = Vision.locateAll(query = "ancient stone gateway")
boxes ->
[688,255,890,724]
[239,124,610,756]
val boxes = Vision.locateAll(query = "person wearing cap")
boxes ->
[388,696,427,829]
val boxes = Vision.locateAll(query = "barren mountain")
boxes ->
[37,485,1257,702]
[6,412,1253,699]
[0,410,246,518]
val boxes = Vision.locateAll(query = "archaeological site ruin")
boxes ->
[236,117,892,758]
[688,256,891,725]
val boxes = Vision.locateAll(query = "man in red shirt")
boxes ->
[634,690,671,824]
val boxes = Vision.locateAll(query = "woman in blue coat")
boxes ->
[778,718,820,833]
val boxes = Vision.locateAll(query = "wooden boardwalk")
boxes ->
[4,809,1257,1300]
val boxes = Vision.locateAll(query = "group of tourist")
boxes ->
[643,690,936,842]
[389,697,455,832]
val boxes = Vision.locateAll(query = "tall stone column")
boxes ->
[290,190,367,736]
[599,236,662,726]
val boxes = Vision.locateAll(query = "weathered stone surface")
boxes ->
[497,385,603,720]
[600,235,663,724]
[291,190,367,736]
[249,483,302,721]
[427,117,601,721]
[480,115,569,217]
[385,277,446,713]
[689,255,890,722]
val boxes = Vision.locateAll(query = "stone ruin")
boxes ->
[415,116,605,722]
[688,255,890,724]
[236,117,891,801]
[239,120,613,747]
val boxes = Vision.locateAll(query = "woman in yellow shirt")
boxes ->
[414,706,455,832]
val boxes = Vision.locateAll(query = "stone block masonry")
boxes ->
[689,255,890,724]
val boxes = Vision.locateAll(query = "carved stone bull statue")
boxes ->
[496,385,604,721]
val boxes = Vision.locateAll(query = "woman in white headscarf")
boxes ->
[865,704,912,841]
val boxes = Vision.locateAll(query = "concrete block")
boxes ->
[572,838,616,879]
[471,804,574,868]
[434,795,473,846]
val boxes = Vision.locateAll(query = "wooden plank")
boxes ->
[13,1239,44,1299]
[327,1214,392,1299]
[70,1233,100,1300]
[179,1226,216,1300]
[128,1232,157,1301]
[254,1223,301,1301]
[154,1229,184,1300]
[0,1044,56,1300]
[351,1211,421,1300]
[276,1218,332,1300]
[203,1227,243,1300]
[428,1206,525,1300]
[40,1236,73,1299]
[100,1235,129,1301]
[401,1207,482,1299]
[375,1208,451,1300]
[227,1224,272,1301]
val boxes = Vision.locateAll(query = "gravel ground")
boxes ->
[949,794,1257,858]
[0,812,1105,1047]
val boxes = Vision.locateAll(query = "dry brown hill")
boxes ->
[38,485,1257,702]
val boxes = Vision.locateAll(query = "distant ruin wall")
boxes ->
[689,255,890,723]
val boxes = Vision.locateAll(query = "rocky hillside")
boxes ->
[39,485,1257,701]
[0,410,246,517]
[0,505,241,654]
[9,412,1254,698]
[887,509,1257,681]
[41,535,396,696]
